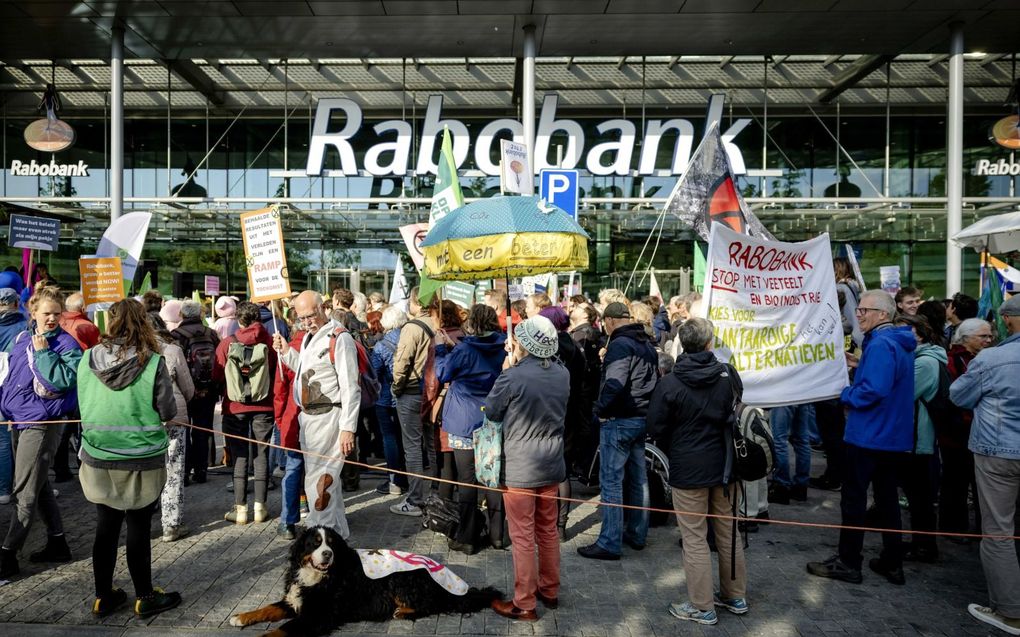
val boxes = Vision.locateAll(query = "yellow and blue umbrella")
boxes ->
[419,195,589,281]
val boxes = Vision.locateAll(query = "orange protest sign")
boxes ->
[240,206,291,302]
[80,257,126,307]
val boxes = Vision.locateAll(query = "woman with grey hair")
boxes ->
[941,317,994,536]
[370,305,409,495]
[647,317,747,626]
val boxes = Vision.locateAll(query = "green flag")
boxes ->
[138,271,153,294]
[420,127,467,306]
[693,241,707,292]
[428,127,465,227]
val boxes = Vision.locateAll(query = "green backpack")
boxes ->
[225,340,270,404]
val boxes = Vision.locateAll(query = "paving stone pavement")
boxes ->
[0,452,998,636]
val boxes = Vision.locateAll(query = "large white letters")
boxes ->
[416,95,470,175]
[305,98,361,176]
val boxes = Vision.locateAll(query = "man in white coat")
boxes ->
[272,291,360,538]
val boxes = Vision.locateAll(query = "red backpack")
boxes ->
[328,325,380,411]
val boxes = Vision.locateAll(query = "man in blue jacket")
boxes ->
[951,295,1020,635]
[808,290,915,585]
[578,302,658,561]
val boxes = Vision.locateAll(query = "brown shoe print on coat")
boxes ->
[315,474,333,511]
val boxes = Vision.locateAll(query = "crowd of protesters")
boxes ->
[0,264,1017,635]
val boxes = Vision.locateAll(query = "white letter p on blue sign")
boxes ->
[540,169,579,220]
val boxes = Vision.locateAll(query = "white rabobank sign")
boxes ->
[306,94,750,178]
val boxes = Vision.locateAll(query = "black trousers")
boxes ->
[901,452,940,551]
[186,399,215,476]
[93,500,157,598]
[222,412,275,506]
[813,399,846,485]
[939,445,980,534]
[838,443,905,570]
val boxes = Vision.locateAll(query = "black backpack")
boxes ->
[184,331,217,389]
[725,371,775,483]
[917,355,954,438]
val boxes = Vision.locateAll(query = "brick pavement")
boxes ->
[0,452,997,637]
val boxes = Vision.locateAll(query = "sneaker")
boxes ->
[968,604,1020,636]
[376,480,401,496]
[713,593,749,615]
[389,500,422,517]
[277,523,296,541]
[134,588,182,618]
[868,557,905,585]
[667,601,718,625]
[806,555,863,584]
[161,525,190,543]
[0,494,10,505]
[92,588,128,617]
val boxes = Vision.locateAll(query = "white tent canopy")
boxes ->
[952,211,1020,253]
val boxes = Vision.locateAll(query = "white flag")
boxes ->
[97,212,151,282]
[649,269,662,302]
[389,256,409,310]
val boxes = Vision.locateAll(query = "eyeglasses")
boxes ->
[296,313,320,324]
[968,334,994,340]
[855,307,884,315]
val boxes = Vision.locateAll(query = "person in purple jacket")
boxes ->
[0,287,82,579]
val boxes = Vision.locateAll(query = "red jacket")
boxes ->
[213,322,277,416]
[273,330,306,450]
[59,311,100,350]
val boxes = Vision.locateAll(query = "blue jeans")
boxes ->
[280,450,305,526]
[269,427,285,472]
[595,417,649,554]
[0,425,12,496]
[770,403,815,488]
[376,404,407,489]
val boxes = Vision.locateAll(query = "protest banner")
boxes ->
[399,223,429,272]
[700,223,847,407]
[9,214,60,251]
[80,256,126,307]
[204,275,220,296]
[879,265,901,295]
[500,139,533,195]
[240,207,291,302]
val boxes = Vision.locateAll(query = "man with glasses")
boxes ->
[272,291,360,538]
[950,296,1020,635]
[808,290,916,586]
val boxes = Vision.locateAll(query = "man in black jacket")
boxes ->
[172,300,221,483]
[578,302,658,561]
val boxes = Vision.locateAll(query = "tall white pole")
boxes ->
[110,25,124,222]
[522,24,537,184]
[945,22,965,296]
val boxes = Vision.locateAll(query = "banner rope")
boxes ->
[6,416,1017,541]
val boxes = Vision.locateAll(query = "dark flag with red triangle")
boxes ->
[663,123,773,241]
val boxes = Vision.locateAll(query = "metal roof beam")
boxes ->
[818,54,894,104]
[166,59,225,106]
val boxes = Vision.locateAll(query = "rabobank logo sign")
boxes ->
[9,159,89,177]
[974,158,1020,176]
[305,94,750,178]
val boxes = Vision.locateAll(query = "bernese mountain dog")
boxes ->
[229,526,502,636]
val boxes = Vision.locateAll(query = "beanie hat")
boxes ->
[160,299,183,328]
[514,315,559,359]
[215,295,237,317]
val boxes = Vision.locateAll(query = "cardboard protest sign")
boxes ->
[240,207,291,302]
[204,275,220,296]
[700,224,847,407]
[80,257,126,307]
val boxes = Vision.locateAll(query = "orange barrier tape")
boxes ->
[9,416,1020,541]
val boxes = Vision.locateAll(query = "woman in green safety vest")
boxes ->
[77,299,180,619]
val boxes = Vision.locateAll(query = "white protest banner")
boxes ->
[700,223,847,407]
[399,223,429,272]
[240,206,291,302]
[500,139,533,195]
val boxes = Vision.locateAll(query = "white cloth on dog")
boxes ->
[355,549,469,595]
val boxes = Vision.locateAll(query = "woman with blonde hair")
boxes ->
[78,299,180,618]
[0,286,82,579]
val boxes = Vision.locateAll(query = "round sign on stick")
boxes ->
[991,115,1020,150]
[24,118,76,153]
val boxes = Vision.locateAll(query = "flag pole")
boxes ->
[270,299,284,380]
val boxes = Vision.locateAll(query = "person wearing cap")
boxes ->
[212,296,239,340]
[485,315,568,621]
[578,301,657,561]
[950,295,1020,635]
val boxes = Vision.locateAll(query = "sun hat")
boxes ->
[215,295,237,317]
[514,314,559,359]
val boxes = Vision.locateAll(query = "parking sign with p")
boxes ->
[539,169,579,220]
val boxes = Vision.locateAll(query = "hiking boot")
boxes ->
[713,593,749,615]
[667,601,718,625]
[869,558,905,585]
[277,523,296,541]
[253,502,269,523]
[161,525,189,543]
[92,588,128,617]
[968,604,1020,636]
[134,588,182,618]
[768,484,790,505]
[29,534,71,563]
[225,505,248,525]
[0,547,19,578]
[790,485,808,502]
[389,500,422,517]
[806,555,863,584]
